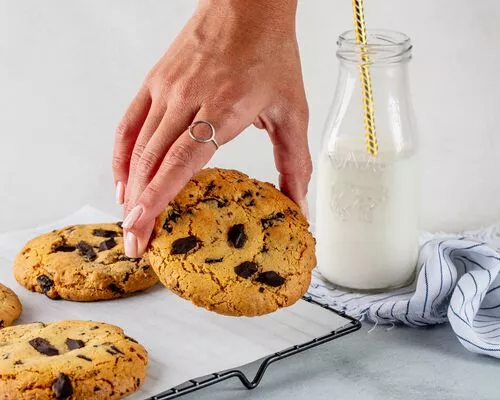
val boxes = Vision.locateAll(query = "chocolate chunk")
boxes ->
[76,241,97,261]
[228,224,247,249]
[108,283,125,295]
[204,181,216,196]
[29,337,59,356]
[53,244,76,253]
[37,275,54,294]
[93,229,120,238]
[171,236,200,255]
[98,238,117,251]
[125,335,138,344]
[65,338,85,350]
[201,197,228,208]
[234,262,258,279]
[261,212,285,229]
[106,345,125,356]
[163,208,182,233]
[241,190,252,199]
[53,373,73,400]
[256,271,286,287]
[76,354,92,362]
[205,257,223,264]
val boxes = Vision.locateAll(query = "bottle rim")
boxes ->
[337,29,412,64]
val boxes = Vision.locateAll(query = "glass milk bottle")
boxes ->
[315,30,419,291]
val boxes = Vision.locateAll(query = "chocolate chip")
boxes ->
[94,386,101,392]
[125,335,138,344]
[13,360,23,365]
[1,353,9,360]
[163,208,182,233]
[116,221,123,228]
[53,373,73,400]
[205,257,223,264]
[228,224,247,249]
[241,190,252,199]
[65,338,85,350]
[76,354,92,362]
[93,229,120,238]
[106,345,125,356]
[256,271,286,287]
[76,241,97,261]
[98,238,117,251]
[37,274,54,295]
[53,244,76,253]
[261,244,269,253]
[261,212,285,229]
[246,199,256,207]
[234,262,258,279]
[0,320,3,329]
[123,272,130,283]
[171,236,201,255]
[90,326,99,330]
[108,283,125,295]
[204,181,216,196]
[29,337,59,356]
[259,287,265,293]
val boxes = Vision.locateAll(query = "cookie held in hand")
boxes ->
[148,168,316,317]
[13,223,157,301]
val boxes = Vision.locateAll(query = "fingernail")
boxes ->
[124,231,138,258]
[116,181,125,205]
[122,205,143,230]
[299,199,310,221]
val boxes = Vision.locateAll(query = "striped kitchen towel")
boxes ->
[307,221,500,358]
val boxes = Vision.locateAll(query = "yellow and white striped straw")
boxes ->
[352,0,378,156]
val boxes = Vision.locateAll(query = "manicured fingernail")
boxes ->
[124,231,138,258]
[122,205,143,230]
[299,199,310,221]
[116,181,125,205]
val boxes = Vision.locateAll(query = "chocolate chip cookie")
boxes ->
[0,283,22,328]
[148,168,316,316]
[0,320,147,399]
[13,223,158,301]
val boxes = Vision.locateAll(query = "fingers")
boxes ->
[122,107,251,257]
[124,101,167,212]
[112,87,151,204]
[267,108,312,220]
[124,105,197,216]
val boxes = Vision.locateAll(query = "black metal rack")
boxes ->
[146,295,361,400]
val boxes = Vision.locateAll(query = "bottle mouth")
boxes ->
[337,29,412,64]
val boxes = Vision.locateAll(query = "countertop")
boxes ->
[182,323,498,400]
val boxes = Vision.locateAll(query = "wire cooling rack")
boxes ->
[146,296,361,400]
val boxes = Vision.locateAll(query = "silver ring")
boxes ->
[188,120,220,149]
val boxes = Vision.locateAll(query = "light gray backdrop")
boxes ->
[1,0,499,233]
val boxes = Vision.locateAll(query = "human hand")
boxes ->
[113,0,312,258]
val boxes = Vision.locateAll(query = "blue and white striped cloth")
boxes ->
[308,224,500,359]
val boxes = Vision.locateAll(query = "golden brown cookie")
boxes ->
[0,283,22,328]
[148,168,316,316]
[13,223,158,301]
[0,320,147,399]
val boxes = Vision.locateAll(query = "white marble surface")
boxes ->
[182,323,499,400]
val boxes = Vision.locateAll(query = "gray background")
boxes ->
[2,0,500,233]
